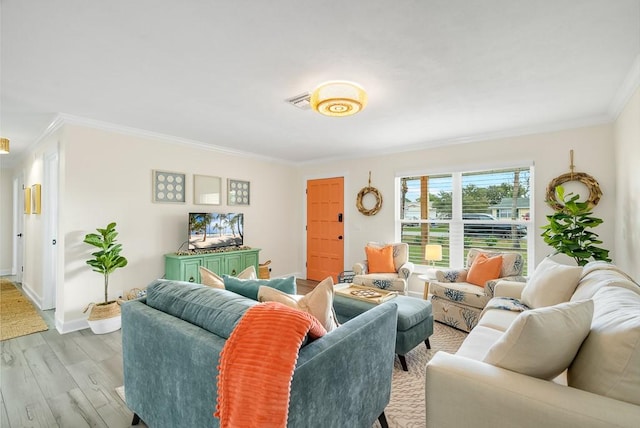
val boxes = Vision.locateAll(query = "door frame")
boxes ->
[42,149,59,310]
[302,172,350,280]
[12,175,24,281]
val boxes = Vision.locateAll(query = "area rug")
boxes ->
[115,321,466,428]
[0,278,49,341]
[374,321,467,427]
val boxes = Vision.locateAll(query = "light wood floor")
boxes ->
[0,278,319,428]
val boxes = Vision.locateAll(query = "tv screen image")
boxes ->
[188,213,244,250]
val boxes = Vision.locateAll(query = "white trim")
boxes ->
[52,113,295,165]
[609,54,640,119]
[300,115,611,166]
[57,317,89,335]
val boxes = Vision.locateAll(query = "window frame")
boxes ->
[395,163,534,275]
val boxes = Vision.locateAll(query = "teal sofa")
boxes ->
[122,279,398,428]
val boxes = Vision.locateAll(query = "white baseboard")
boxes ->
[56,317,89,335]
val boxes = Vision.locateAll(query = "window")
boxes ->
[397,166,532,274]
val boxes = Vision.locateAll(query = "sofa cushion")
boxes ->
[257,276,339,332]
[483,299,593,380]
[467,253,503,287]
[223,275,296,301]
[568,286,640,406]
[521,257,582,308]
[456,325,503,360]
[145,279,256,339]
[572,261,640,301]
[200,265,257,289]
[429,281,491,310]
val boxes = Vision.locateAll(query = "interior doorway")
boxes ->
[306,177,344,282]
[42,151,59,310]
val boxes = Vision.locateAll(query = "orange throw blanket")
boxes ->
[215,302,327,428]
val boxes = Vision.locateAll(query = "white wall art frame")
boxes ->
[193,174,222,205]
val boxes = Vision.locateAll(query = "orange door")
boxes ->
[306,177,344,282]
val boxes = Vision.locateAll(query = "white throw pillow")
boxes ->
[568,287,640,406]
[199,265,257,289]
[483,299,594,380]
[521,257,582,308]
[258,276,339,332]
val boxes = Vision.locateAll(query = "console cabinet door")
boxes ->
[204,256,223,276]
[183,259,203,283]
[225,253,243,276]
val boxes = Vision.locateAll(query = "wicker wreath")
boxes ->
[546,172,602,211]
[357,186,383,216]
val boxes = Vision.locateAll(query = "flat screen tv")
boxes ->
[188,212,244,251]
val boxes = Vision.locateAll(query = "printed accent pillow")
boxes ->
[467,253,503,287]
[484,299,593,380]
[365,245,396,273]
[521,257,582,308]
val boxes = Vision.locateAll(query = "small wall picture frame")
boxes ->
[193,174,222,205]
[153,170,186,203]
[24,187,31,214]
[228,179,250,206]
[32,184,42,214]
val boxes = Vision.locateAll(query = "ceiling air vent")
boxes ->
[285,92,311,110]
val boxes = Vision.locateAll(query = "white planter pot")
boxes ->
[87,314,121,334]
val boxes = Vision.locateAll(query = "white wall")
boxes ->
[51,124,301,331]
[300,124,617,296]
[614,86,640,281]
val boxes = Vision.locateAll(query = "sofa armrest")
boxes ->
[425,352,640,428]
[353,261,367,275]
[434,268,468,283]
[398,261,414,279]
[292,302,398,427]
[494,279,527,299]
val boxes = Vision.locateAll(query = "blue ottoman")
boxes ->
[333,293,433,371]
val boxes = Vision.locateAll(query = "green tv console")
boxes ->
[164,248,260,283]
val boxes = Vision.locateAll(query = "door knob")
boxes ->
[338,235,343,240]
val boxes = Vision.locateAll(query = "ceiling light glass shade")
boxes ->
[0,138,9,154]
[310,81,367,117]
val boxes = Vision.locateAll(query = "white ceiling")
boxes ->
[1,0,639,164]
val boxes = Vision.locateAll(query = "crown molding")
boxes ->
[299,113,613,166]
[52,113,295,165]
[609,54,640,119]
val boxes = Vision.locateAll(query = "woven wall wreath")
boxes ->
[357,172,383,216]
[546,150,602,211]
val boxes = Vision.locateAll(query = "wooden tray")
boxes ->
[335,284,398,304]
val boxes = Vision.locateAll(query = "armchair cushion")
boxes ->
[467,254,503,287]
[365,245,396,273]
[521,257,582,308]
[484,299,594,380]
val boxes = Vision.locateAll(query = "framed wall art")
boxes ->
[32,184,42,214]
[227,179,250,206]
[152,170,186,203]
[193,174,222,205]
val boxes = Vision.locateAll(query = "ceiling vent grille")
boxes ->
[285,92,311,110]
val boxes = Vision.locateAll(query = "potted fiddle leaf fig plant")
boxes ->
[541,186,611,266]
[83,222,128,334]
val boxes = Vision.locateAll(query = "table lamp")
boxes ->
[425,244,443,267]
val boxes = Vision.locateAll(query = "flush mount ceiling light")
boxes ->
[0,138,9,154]
[309,81,367,117]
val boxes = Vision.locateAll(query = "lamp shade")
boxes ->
[310,81,367,117]
[0,138,9,154]
[425,244,443,262]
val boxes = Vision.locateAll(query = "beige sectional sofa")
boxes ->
[425,261,640,428]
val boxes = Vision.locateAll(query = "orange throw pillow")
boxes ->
[365,245,396,273]
[467,253,503,287]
